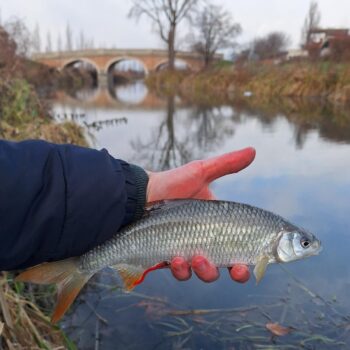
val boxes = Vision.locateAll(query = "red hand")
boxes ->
[147,147,255,284]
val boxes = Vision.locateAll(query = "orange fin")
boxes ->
[16,258,92,323]
[114,264,144,291]
[114,262,169,291]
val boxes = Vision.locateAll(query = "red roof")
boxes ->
[309,28,349,37]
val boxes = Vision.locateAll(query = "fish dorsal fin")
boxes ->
[113,264,144,291]
[253,256,269,284]
[145,199,194,216]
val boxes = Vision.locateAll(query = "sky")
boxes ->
[0,0,350,52]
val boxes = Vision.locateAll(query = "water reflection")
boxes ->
[231,97,350,146]
[54,82,350,349]
[131,96,235,170]
[67,87,100,102]
[108,80,148,105]
[56,83,350,149]
[58,81,167,111]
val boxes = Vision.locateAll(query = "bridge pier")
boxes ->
[98,71,108,88]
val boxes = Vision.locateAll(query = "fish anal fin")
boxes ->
[114,264,145,291]
[16,258,92,323]
[253,256,269,284]
[115,262,169,291]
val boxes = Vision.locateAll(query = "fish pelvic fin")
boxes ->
[113,264,144,291]
[16,258,92,323]
[253,256,269,284]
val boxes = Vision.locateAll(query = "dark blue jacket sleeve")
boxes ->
[0,140,148,270]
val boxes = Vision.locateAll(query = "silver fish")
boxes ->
[17,199,322,322]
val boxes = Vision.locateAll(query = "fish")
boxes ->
[16,199,322,323]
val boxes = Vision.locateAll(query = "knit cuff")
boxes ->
[128,164,149,221]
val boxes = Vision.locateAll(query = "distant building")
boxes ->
[286,49,309,60]
[304,28,350,59]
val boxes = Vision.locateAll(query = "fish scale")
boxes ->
[79,199,287,273]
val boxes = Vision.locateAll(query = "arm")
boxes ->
[0,140,148,270]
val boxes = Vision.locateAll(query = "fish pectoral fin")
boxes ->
[114,264,145,291]
[16,258,92,323]
[253,256,269,284]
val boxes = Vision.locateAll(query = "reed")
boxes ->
[146,62,350,104]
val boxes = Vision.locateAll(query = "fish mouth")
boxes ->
[311,240,322,256]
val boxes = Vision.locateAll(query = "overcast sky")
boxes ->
[1,0,350,52]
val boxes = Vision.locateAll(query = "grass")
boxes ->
[146,61,350,104]
[0,273,77,349]
[0,78,88,146]
[0,76,88,349]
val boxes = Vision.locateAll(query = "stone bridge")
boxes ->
[33,49,222,85]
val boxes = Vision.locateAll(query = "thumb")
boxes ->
[202,147,256,183]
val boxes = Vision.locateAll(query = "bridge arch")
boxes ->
[62,58,100,73]
[105,57,149,76]
[154,59,192,72]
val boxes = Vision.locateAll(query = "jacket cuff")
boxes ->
[127,164,149,221]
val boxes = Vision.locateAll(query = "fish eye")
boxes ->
[300,238,310,248]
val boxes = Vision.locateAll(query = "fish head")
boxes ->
[275,226,322,263]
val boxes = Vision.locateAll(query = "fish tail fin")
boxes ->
[16,258,92,323]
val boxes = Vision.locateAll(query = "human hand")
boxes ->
[146,147,256,284]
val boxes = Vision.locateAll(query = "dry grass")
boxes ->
[147,62,350,104]
[0,273,76,349]
[0,76,87,350]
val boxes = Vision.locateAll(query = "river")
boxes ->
[53,81,350,349]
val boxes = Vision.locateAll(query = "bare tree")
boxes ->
[66,22,73,51]
[4,17,32,57]
[45,30,52,52]
[78,30,85,50]
[85,38,94,49]
[130,96,235,170]
[190,4,241,67]
[301,1,321,46]
[32,23,41,53]
[57,32,62,52]
[129,0,199,70]
[0,25,18,70]
[252,32,291,60]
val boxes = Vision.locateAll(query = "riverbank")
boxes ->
[0,45,89,348]
[0,78,87,349]
[146,62,350,104]
[0,80,86,348]
[0,78,88,145]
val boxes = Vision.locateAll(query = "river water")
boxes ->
[53,81,350,349]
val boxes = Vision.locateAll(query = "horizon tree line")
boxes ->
[1,1,342,65]
[31,22,96,54]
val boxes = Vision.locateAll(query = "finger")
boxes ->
[191,256,219,282]
[170,257,192,281]
[202,147,256,183]
[228,264,250,283]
